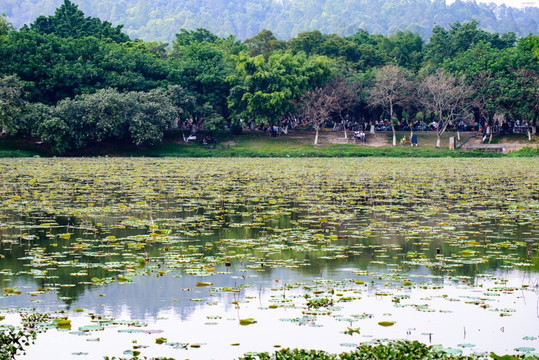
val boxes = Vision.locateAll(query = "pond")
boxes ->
[0,158,538,359]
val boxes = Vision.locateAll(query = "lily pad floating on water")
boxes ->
[460,249,477,257]
[118,329,145,333]
[155,337,167,344]
[123,350,141,356]
[441,348,463,355]
[78,324,104,332]
[54,318,71,326]
[515,347,536,352]
[239,318,257,326]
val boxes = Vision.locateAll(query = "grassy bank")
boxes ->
[1,130,537,158]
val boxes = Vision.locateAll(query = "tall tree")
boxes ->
[29,0,129,42]
[367,65,413,146]
[297,84,338,146]
[169,40,233,118]
[0,13,13,37]
[244,30,286,58]
[418,69,472,147]
[326,76,361,139]
[0,75,27,135]
[227,51,332,126]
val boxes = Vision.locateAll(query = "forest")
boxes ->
[1,0,538,42]
[0,0,538,153]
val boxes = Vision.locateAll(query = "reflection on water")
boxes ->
[0,158,538,358]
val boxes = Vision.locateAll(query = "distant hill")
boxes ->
[1,0,538,42]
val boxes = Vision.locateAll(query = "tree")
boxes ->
[244,30,286,58]
[386,30,424,71]
[469,70,499,142]
[29,0,129,42]
[0,75,27,135]
[424,20,516,67]
[367,65,413,146]
[517,35,539,63]
[33,87,187,154]
[514,68,539,140]
[325,76,361,139]
[297,84,338,146]
[168,40,234,119]
[126,88,179,146]
[287,31,326,56]
[227,51,333,127]
[418,69,472,147]
[174,28,218,49]
[0,30,169,104]
[445,40,539,142]
[0,13,13,37]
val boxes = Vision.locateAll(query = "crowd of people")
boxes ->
[171,114,535,147]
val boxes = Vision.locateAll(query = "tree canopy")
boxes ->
[27,0,129,42]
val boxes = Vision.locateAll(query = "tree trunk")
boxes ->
[457,131,460,141]
[436,136,441,148]
[314,128,319,146]
[390,103,396,146]
[370,124,375,134]
[343,120,348,139]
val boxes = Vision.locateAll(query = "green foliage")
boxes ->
[306,297,333,309]
[174,28,218,48]
[20,312,50,329]
[0,75,27,135]
[238,341,483,360]
[227,51,332,124]
[32,87,185,154]
[0,327,37,359]
[169,40,234,117]
[517,35,539,63]
[424,20,516,67]
[489,353,528,360]
[508,146,539,157]
[245,29,286,58]
[0,30,169,104]
[28,0,129,42]
[445,40,539,124]
[0,13,13,37]
[103,357,175,360]
[240,348,335,360]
